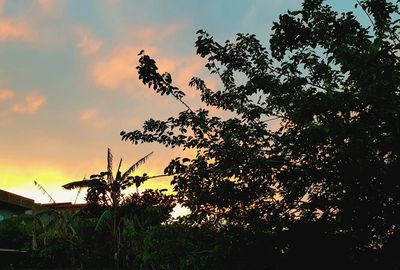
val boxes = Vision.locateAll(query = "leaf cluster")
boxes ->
[122,0,400,257]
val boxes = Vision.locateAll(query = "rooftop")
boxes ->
[0,189,85,212]
[0,189,35,210]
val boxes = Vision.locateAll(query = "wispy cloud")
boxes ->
[0,0,4,15]
[90,43,203,93]
[0,17,36,42]
[154,55,206,97]
[80,109,97,121]
[36,0,54,14]
[12,92,46,113]
[89,20,192,91]
[130,22,188,43]
[34,0,65,19]
[75,26,103,56]
[0,110,8,120]
[80,109,109,129]
[242,4,257,26]
[91,45,157,90]
[0,89,14,101]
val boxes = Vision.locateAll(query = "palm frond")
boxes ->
[62,179,93,190]
[99,171,111,178]
[122,152,153,180]
[68,224,77,237]
[95,209,114,232]
[74,187,82,204]
[34,181,56,203]
[115,158,123,182]
[107,148,113,184]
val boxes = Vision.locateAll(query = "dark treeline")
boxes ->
[1,0,400,269]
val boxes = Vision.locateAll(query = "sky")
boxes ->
[0,0,367,203]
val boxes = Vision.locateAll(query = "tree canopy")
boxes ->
[121,0,400,267]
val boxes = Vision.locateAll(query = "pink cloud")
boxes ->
[130,22,188,43]
[92,120,108,129]
[90,20,192,91]
[0,110,8,119]
[0,0,4,15]
[0,89,14,101]
[155,55,206,98]
[80,109,109,129]
[80,109,98,121]
[36,0,54,13]
[75,26,103,55]
[175,57,205,89]
[35,0,65,18]
[91,45,157,90]
[0,17,36,42]
[90,42,209,101]
[12,92,46,113]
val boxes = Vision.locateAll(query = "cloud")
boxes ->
[12,92,46,113]
[174,57,205,88]
[0,110,8,120]
[36,0,54,14]
[91,45,157,90]
[90,20,192,91]
[242,4,257,26]
[80,109,98,121]
[0,0,4,15]
[0,17,36,42]
[130,22,188,43]
[90,42,208,98]
[35,0,65,18]
[0,89,14,101]
[80,109,109,129]
[155,55,206,96]
[75,26,103,55]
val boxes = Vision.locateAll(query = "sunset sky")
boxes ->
[0,0,364,203]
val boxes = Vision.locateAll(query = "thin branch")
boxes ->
[262,116,283,123]
[146,174,172,180]
[356,0,376,30]
[267,65,342,93]
[177,97,194,112]
[356,0,400,44]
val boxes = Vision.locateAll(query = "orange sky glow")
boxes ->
[0,0,356,204]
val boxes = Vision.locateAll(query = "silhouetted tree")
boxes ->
[62,149,173,269]
[63,148,153,208]
[122,0,400,267]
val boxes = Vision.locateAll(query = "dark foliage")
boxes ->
[121,0,400,268]
[3,0,400,269]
